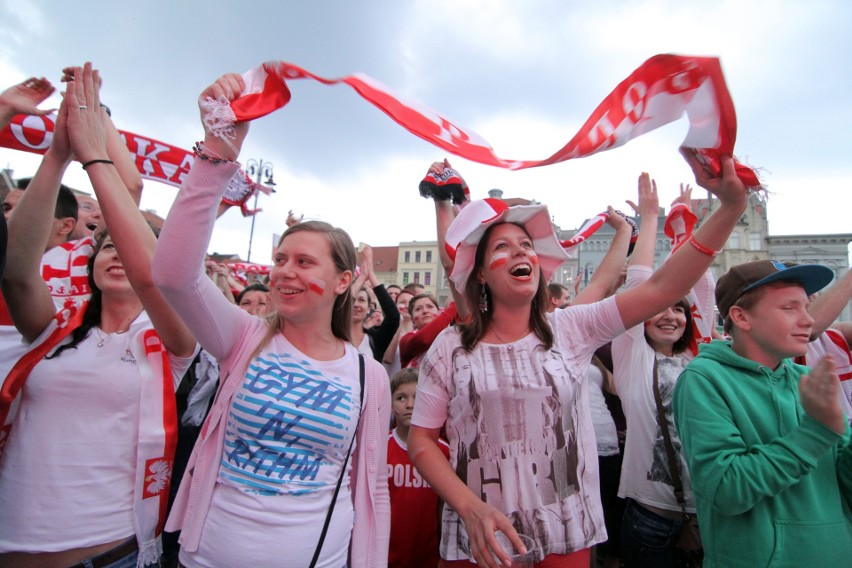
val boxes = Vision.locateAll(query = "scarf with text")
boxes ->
[0,117,272,216]
[1,54,759,219]
[220,53,759,187]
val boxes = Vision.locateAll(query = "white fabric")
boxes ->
[182,349,220,427]
[355,333,373,359]
[0,312,193,553]
[412,296,624,561]
[585,364,619,457]
[182,336,362,568]
[611,265,696,513]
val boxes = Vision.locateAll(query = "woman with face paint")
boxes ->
[407,158,749,567]
[152,73,390,568]
[610,178,708,567]
[0,63,197,568]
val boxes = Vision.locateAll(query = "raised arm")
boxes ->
[807,268,852,340]
[425,159,471,320]
[104,110,144,206]
[65,63,195,357]
[571,207,632,305]
[1,93,72,341]
[625,172,660,270]
[153,73,251,360]
[615,152,748,329]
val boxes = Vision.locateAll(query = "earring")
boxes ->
[479,283,489,313]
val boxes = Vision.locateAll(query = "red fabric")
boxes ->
[400,303,458,368]
[387,432,449,568]
[0,293,12,326]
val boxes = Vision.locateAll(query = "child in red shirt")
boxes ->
[387,368,449,568]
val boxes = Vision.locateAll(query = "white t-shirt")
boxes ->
[182,336,363,568]
[611,265,696,513]
[586,364,619,457]
[412,297,624,561]
[0,311,194,552]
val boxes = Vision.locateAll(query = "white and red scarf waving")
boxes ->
[558,210,638,255]
[228,55,760,188]
[1,54,760,207]
[661,205,714,354]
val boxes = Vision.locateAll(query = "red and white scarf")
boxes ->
[223,54,760,187]
[664,205,714,354]
[0,53,760,202]
[0,118,273,216]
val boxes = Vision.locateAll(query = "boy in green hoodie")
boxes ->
[673,259,852,567]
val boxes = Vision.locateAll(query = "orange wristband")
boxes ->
[688,233,720,257]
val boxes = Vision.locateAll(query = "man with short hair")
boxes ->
[69,191,101,240]
[546,282,570,312]
[673,260,852,567]
[5,179,79,250]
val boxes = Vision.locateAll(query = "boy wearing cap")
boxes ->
[673,260,852,567]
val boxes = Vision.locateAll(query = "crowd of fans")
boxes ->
[0,64,850,568]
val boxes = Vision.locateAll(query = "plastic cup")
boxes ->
[492,531,536,567]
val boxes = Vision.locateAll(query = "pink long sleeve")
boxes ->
[153,160,252,361]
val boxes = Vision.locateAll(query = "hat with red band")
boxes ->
[445,198,569,292]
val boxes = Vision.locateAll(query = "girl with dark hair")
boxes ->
[611,177,708,567]
[407,157,748,568]
[152,73,390,568]
[0,63,197,568]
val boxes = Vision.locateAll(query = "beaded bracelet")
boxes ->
[688,233,720,257]
[193,141,234,164]
[81,159,115,170]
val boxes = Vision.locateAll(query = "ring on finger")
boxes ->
[79,105,88,110]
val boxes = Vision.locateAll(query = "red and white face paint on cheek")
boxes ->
[489,252,509,270]
[528,251,539,265]
[308,277,327,295]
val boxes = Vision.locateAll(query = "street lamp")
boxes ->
[245,158,276,262]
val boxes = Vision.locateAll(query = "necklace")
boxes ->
[489,326,531,344]
[94,326,130,348]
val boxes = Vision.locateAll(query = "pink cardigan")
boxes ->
[153,160,390,567]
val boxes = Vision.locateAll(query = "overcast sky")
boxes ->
[1,0,850,262]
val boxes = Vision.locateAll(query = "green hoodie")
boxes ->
[673,340,852,568]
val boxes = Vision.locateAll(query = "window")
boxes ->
[414,271,420,283]
[728,232,741,249]
[748,232,762,251]
[404,251,410,262]
[402,272,409,285]
[425,271,431,285]
[415,251,422,263]
[426,250,432,263]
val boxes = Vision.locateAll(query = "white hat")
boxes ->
[445,198,569,292]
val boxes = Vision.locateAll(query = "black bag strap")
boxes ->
[309,354,366,568]
[651,358,688,515]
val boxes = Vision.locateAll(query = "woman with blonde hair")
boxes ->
[153,72,390,568]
